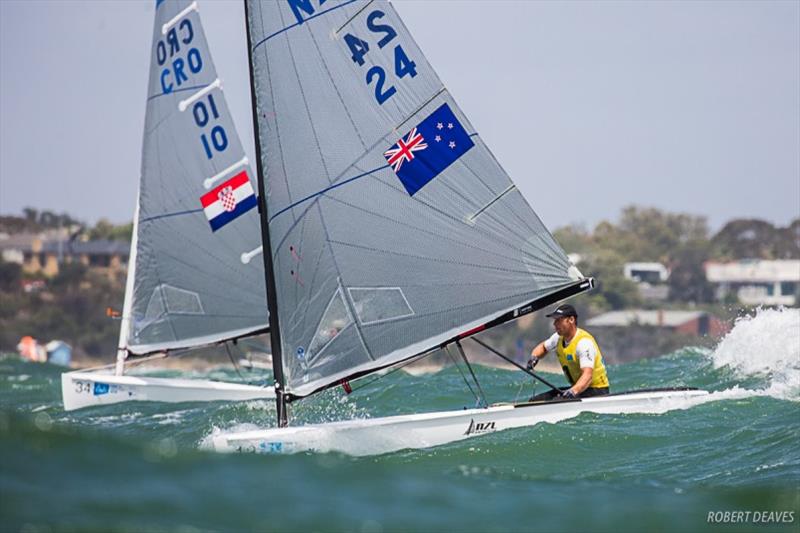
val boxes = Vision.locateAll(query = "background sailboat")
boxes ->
[62,0,274,411]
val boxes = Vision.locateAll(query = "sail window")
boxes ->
[307,289,353,362]
[162,285,204,314]
[144,284,204,321]
[348,287,415,326]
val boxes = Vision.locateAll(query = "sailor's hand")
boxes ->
[560,389,576,399]
[526,357,539,371]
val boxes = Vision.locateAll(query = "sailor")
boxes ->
[527,304,610,401]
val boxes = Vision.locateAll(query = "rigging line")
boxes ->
[139,208,203,224]
[253,0,360,50]
[455,341,488,408]
[471,337,562,394]
[225,342,247,382]
[445,345,482,408]
[147,84,206,102]
[268,164,389,222]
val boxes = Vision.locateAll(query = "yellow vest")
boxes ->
[555,328,609,388]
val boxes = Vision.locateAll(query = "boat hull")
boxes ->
[61,371,275,411]
[210,388,709,456]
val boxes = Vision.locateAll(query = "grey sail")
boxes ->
[125,0,268,355]
[247,0,583,397]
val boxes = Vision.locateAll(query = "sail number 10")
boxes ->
[193,93,229,159]
[342,10,417,105]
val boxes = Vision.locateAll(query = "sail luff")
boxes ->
[244,0,289,425]
[115,194,141,376]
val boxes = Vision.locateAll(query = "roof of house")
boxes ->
[705,260,800,283]
[586,310,706,328]
[0,233,38,251]
[41,240,130,256]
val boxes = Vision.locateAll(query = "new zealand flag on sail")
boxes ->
[384,103,474,196]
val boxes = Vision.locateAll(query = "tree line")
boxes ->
[0,206,797,360]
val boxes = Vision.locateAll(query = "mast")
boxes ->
[243,0,288,427]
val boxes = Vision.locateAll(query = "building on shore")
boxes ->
[0,232,129,278]
[704,259,800,306]
[586,309,729,337]
[623,262,670,301]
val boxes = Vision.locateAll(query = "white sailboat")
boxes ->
[201,0,709,456]
[62,0,275,411]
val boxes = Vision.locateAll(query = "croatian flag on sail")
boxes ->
[384,103,474,196]
[199,171,257,232]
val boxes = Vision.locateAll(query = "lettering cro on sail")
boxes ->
[62,0,273,411]
[245,0,591,403]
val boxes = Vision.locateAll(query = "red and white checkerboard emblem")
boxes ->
[218,186,237,212]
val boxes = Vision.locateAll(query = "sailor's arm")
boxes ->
[529,333,559,366]
[570,367,594,395]
[531,341,548,359]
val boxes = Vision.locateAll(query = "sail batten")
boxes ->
[247,0,585,398]
[124,0,268,355]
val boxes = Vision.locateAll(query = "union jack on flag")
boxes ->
[384,127,428,173]
[383,104,474,196]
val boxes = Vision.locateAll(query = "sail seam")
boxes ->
[281,5,335,188]
[253,0,360,50]
[333,0,374,36]
[139,208,202,224]
[328,239,540,275]
[467,184,517,223]
[306,14,368,151]
[147,84,206,102]
[339,171,569,274]
[323,194,557,269]
[393,87,446,133]
[268,164,389,222]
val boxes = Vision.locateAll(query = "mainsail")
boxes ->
[246,0,586,399]
[125,0,267,355]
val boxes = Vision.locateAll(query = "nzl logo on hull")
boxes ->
[464,418,497,436]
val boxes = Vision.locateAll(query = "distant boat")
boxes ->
[61,0,274,411]
[17,337,71,367]
[208,0,708,455]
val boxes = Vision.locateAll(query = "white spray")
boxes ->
[710,307,800,400]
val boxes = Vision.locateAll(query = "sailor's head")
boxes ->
[546,304,578,335]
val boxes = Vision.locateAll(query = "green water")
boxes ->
[1,309,798,532]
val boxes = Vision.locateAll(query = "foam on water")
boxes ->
[709,307,800,400]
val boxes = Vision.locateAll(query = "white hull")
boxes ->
[210,388,709,456]
[62,371,274,411]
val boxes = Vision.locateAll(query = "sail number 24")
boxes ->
[342,10,418,105]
